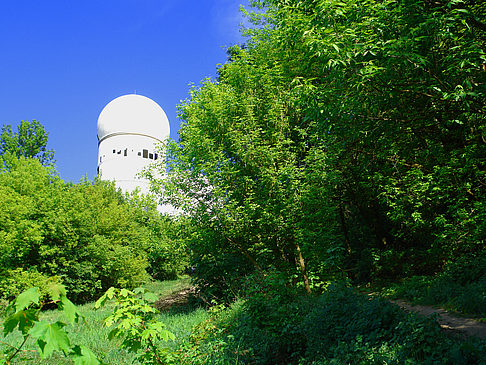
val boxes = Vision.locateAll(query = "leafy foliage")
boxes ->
[125,192,189,281]
[388,255,486,316]
[257,0,486,280]
[95,287,175,364]
[0,117,188,303]
[0,285,99,364]
[178,284,486,364]
[0,157,150,303]
[0,120,54,168]
[147,0,486,299]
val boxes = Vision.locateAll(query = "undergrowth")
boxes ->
[382,255,486,318]
[177,273,486,364]
[3,275,486,364]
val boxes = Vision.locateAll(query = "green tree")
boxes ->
[259,0,485,278]
[147,23,345,297]
[125,191,189,281]
[0,120,54,168]
[0,158,150,303]
[148,0,485,297]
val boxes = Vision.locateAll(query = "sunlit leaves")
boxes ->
[1,286,100,364]
[0,157,151,303]
[153,0,485,292]
[14,287,40,312]
[0,120,54,169]
[96,287,175,363]
[29,321,70,358]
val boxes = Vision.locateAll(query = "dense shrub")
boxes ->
[150,0,486,299]
[122,192,189,282]
[240,271,311,363]
[302,286,484,363]
[146,218,189,281]
[182,283,486,364]
[0,268,61,305]
[0,157,158,303]
[391,255,486,316]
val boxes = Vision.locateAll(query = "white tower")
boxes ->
[97,94,169,196]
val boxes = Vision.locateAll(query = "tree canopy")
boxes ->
[0,120,54,168]
[148,0,485,299]
[0,120,187,303]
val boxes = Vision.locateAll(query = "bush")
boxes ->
[240,270,310,363]
[0,158,155,303]
[0,268,61,302]
[182,283,486,364]
[303,286,448,363]
[145,218,189,281]
[390,255,486,316]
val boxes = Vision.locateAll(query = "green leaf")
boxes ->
[107,328,119,340]
[3,309,38,336]
[94,295,106,309]
[61,297,80,324]
[120,288,132,297]
[94,287,115,309]
[48,282,67,302]
[71,345,101,365]
[15,287,40,312]
[29,321,71,358]
[161,329,176,342]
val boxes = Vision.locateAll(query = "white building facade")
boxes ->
[97,94,169,199]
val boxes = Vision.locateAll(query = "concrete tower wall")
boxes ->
[97,94,172,213]
[97,134,162,195]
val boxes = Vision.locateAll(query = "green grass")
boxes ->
[4,276,486,364]
[0,277,209,364]
[144,276,192,298]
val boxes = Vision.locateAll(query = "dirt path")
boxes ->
[155,286,486,339]
[391,299,486,339]
[155,286,195,311]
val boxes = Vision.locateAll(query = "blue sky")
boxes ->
[0,0,250,182]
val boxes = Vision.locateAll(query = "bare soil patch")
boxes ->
[155,286,195,311]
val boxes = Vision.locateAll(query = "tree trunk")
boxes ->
[295,243,311,294]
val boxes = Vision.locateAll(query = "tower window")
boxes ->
[154,153,158,160]
[149,153,153,159]
[143,149,148,158]
[138,152,141,156]
[124,149,127,156]
[113,149,116,153]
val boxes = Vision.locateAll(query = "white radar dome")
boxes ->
[97,94,170,142]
